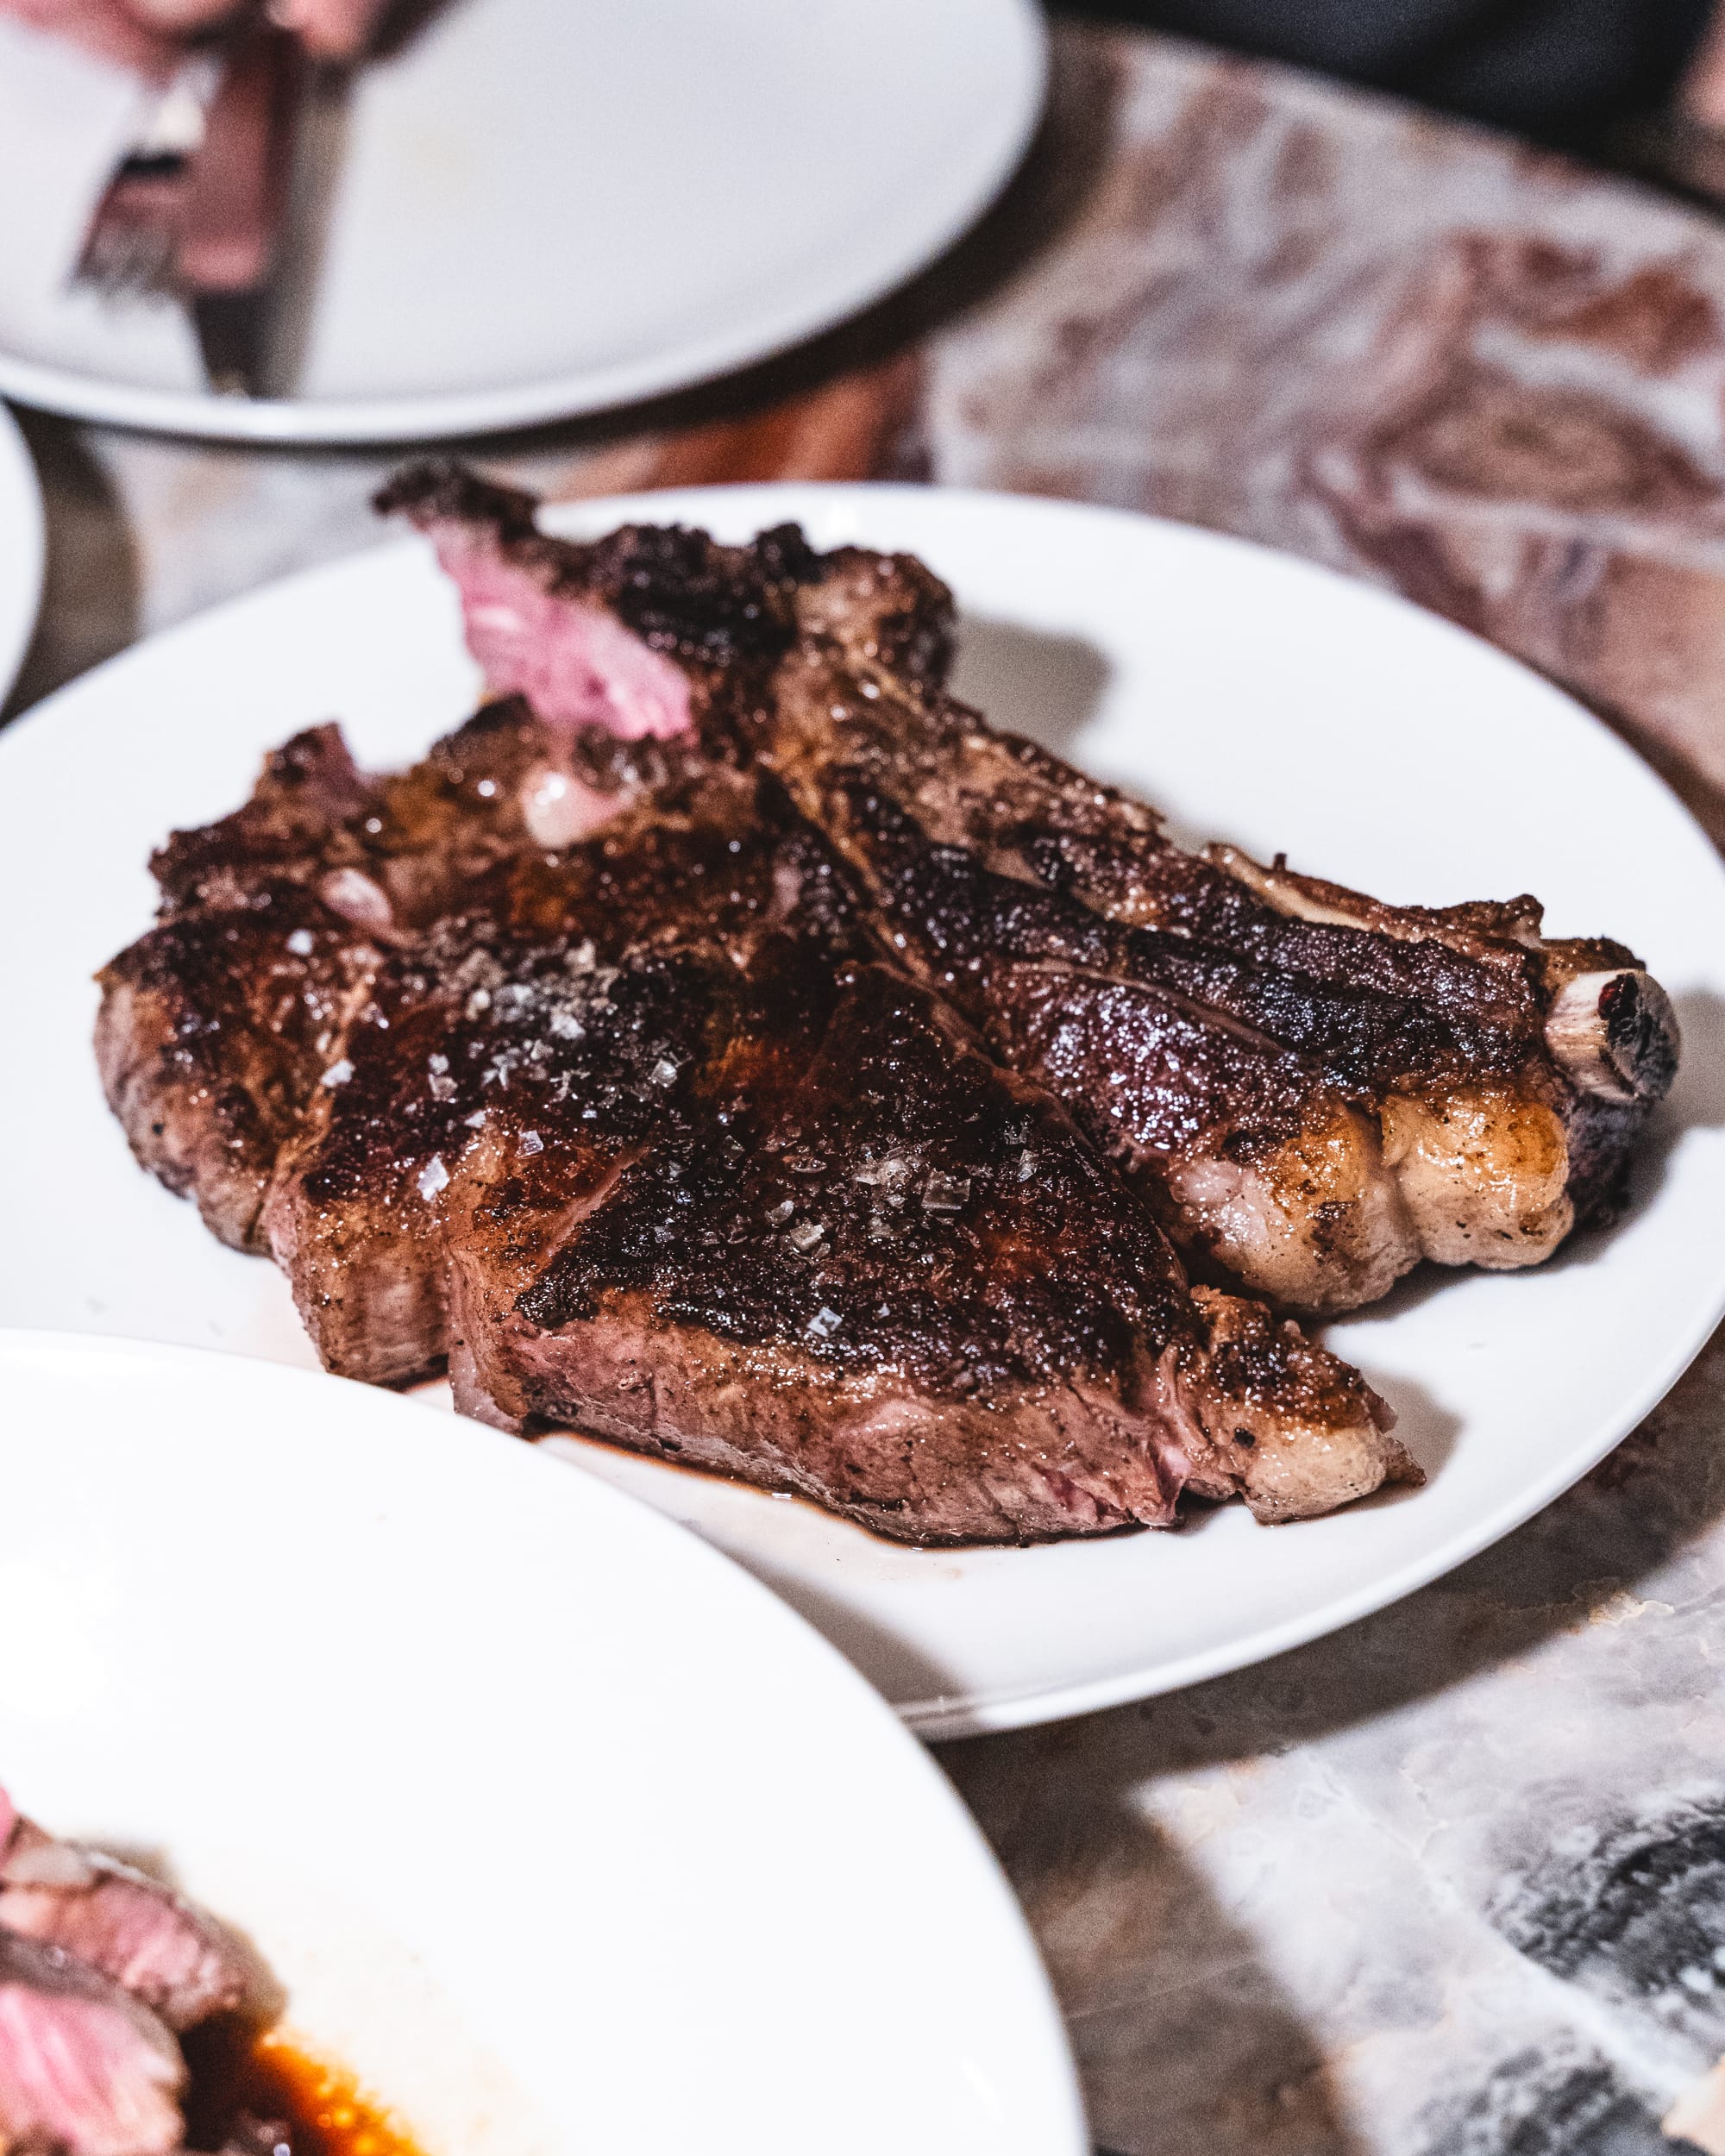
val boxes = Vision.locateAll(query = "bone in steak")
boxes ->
[382,463,1679,1316]
[98,718,1409,1534]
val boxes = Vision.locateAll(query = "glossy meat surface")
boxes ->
[99,725,1409,1535]
[386,466,1679,1316]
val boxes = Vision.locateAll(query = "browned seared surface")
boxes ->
[761,649,1677,1313]
[380,467,1678,1318]
[98,726,1408,1537]
[374,461,955,743]
[96,882,380,1252]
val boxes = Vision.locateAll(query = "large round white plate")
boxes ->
[0,404,45,699]
[0,0,1044,443]
[2,486,1722,1739]
[0,1330,1083,2155]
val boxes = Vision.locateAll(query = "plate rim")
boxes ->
[3,479,1723,1741]
[0,403,45,701]
[555,489,1725,1739]
[0,1325,1090,2150]
[0,0,1045,445]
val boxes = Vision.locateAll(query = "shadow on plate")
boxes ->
[942,1321,1725,1772]
[0,411,140,725]
[951,614,1113,751]
[1352,1369,1461,1496]
[742,1556,964,1718]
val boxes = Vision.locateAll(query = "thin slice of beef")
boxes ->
[0,1932,185,2156]
[0,1824,248,2034]
[383,467,1679,1316]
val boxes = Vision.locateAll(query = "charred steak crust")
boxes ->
[96,882,381,1253]
[99,725,1409,1538]
[376,460,958,730]
[380,468,1676,1317]
[753,644,1678,1313]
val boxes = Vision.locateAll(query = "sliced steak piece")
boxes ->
[375,460,957,745]
[0,1811,248,2034]
[465,955,1402,1534]
[390,468,1678,1315]
[445,943,1208,1541]
[0,1932,185,2156]
[256,770,829,1388]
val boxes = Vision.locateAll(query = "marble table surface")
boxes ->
[9,20,1725,2154]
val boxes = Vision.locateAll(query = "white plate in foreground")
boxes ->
[0,1331,1082,2156]
[2,485,1722,1737]
[0,404,44,699]
[0,0,1043,442]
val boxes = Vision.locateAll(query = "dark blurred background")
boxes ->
[1051,0,1716,157]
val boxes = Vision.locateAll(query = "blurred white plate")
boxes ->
[0,0,1044,442]
[0,404,44,699]
[0,1331,1083,2156]
[2,486,1722,1736]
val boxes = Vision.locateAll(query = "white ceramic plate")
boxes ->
[0,0,1044,442]
[0,404,45,699]
[3,485,1723,1739]
[0,1330,1083,2155]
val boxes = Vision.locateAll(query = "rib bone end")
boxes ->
[1546,969,1680,1103]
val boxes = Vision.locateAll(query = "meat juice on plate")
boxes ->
[0,1783,420,2156]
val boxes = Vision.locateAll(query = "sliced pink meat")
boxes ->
[0,1931,185,2156]
[430,523,693,742]
[0,1821,248,2032]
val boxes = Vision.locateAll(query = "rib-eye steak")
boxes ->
[97,736,1409,1537]
[381,463,1680,1316]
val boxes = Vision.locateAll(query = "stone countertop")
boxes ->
[9,20,1725,2153]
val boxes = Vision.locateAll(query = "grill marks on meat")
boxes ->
[452,943,1208,1542]
[97,885,377,1254]
[385,467,1678,1317]
[265,774,1407,1534]
[758,648,1677,1313]
[98,725,1409,1534]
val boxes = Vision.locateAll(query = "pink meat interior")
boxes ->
[433,530,693,742]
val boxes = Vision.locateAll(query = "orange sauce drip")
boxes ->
[180,2020,427,2156]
